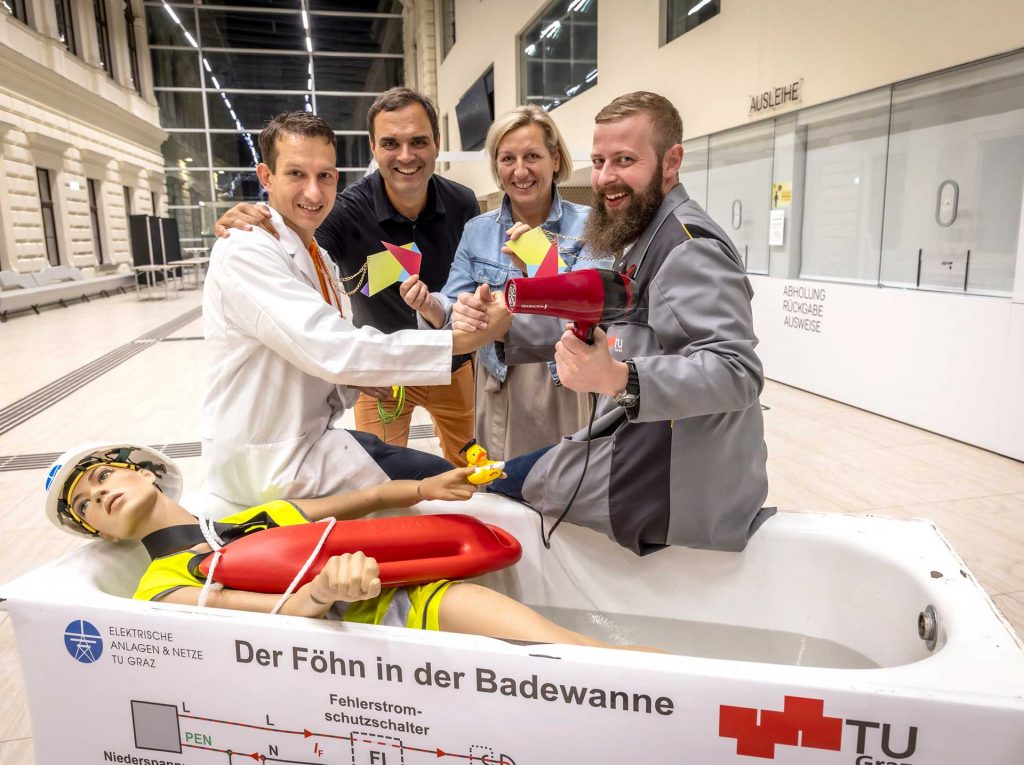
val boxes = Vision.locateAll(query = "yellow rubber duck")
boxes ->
[459,439,506,486]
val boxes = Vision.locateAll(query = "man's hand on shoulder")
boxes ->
[215,203,278,239]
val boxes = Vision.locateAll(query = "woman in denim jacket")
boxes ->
[402,106,609,460]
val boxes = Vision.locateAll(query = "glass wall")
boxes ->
[881,55,1024,294]
[681,49,1024,296]
[706,121,773,273]
[145,0,404,248]
[797,89,889,284]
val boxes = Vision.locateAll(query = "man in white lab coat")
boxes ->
[202,111,499,507]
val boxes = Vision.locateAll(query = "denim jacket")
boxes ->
[429,188,610,382]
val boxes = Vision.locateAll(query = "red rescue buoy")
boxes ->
[197,514,522,591]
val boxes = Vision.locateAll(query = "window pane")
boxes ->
[200,0,299,7]
[680,135,709,209]
[519,0,598,111]
[798,89,889,283]
[165,169,211,206]
[340,170,368,190]
[310,15,402,54]
[168,206,205,240]
[665,0,720,45]
[163,132,210,168]
[881,54,1024,294]
[315,95,378,131]
[2,0,30,25]
[314,56,402,92]
[307,0,401,11]
[207,92,307,130]
[198,9,305,50]
[155,91,206,129]
[210,133,262,168]
[151,49,201,88]
[205,52,309,90]
[215,171,262,202]
[335,135,371,168]
[146,4,196,47]
[707,121,774,273]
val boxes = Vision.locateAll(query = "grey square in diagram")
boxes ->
[131,700,182,753]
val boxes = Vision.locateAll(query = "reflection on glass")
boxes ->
[881,53,1024,295]
[204,52,309,90]
[155,91,206,129]
[207,93,306,130]
[198,9,304,50]
[215,171,262,202]
[798,89,889,284]
[145,4,196,47]
[168,207,204,241]
[519,0,598,111]
[310,15,402,54]
[151,49,201,88]
[163,132,210,168]
[315,96,379,132]
[665,0,720,45]
[707,122,773,273]
[165,170,211,206]
[307,0,400,10]
[314,56,402,92]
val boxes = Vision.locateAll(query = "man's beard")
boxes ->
[584,172,665,258]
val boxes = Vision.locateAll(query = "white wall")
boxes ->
[751,276,1024,460]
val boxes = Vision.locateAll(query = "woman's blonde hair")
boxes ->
[484,105,573,188]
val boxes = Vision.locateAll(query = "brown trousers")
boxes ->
[353,361,474,466]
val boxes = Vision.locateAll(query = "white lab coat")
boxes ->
[201,205,453,506]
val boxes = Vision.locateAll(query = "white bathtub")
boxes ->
[2,493,1022,764]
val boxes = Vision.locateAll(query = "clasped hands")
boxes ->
[452,285,627,397]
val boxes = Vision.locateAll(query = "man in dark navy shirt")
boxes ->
[216,89,479,467]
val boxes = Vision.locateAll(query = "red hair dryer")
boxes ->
[504,268,636,343]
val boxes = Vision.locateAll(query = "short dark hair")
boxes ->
[594,91,683,160]
[258,111,337,172]
[366,87,440,144]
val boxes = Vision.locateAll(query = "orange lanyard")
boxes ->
[307,240,343,318]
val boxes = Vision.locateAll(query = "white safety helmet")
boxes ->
[43,443,183,538]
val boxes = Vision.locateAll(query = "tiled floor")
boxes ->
[0,288,1022,762]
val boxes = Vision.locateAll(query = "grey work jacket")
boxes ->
[503,184,773,555]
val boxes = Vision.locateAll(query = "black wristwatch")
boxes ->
[613,359,640,409]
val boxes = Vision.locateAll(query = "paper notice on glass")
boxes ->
[769,209,785,246]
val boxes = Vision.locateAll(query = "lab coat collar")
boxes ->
[262,204,320,285]
[369,170,446,224]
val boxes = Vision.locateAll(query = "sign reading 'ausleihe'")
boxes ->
[750,80,803,115]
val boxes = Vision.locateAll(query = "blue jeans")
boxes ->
[486,445,552,502]
[348,429,452,480]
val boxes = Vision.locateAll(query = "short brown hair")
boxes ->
[258,111,336,172]
[367,87,440,144]
[594,91,683,160]
[484,105,573,187]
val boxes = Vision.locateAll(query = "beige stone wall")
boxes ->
[0,0,164,273]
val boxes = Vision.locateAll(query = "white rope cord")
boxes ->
[197,516,225,608]
[271,517,337,615]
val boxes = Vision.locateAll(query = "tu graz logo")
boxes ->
[719,695,918,764]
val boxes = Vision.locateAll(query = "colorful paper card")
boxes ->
[505,226,566,277]
[363,241,422,296]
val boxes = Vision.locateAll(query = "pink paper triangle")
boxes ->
[382,241,422,277]
[535,241,560,278]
